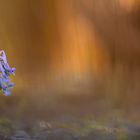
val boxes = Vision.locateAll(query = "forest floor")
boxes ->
[0,115,139,140]
[0,90,140,140]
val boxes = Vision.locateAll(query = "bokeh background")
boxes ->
[0,0,139,133]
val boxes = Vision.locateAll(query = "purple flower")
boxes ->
[0,50,15,96]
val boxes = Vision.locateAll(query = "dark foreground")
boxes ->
[0,118,139,140]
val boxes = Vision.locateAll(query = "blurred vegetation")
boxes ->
[0,117,13,138]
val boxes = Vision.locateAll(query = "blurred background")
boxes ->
[0,0,139,135]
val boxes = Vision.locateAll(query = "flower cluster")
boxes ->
[0,50,15,96]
